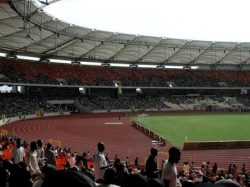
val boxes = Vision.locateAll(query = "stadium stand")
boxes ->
[2,59,250,87]
[0,136,249,187]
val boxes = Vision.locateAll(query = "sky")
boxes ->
[38,0,250,42]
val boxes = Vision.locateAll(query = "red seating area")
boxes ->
[2,59,250,86]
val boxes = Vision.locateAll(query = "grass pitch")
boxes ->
[131,113,250,146]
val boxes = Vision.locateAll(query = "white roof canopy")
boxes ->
[0,0,250,69]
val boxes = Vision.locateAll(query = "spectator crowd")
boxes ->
[2,59,250,87]
[0,136,249,187]
[2,92,250,118]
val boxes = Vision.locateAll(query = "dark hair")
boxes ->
[168,147,181,164]
[168,147,180,156]
[123,173,147,187]
[150,148,158,156]
[37,139,43,148]
[97,143,105,152]
[16,138,21,148]
[41,170,96,187]
[47,143,53,149]
[30,141,37,152]
[103,168,116,184]
[9,163,32,187]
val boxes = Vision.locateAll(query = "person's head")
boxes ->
[30,141,37,152]
[16,138,21,148]
[37,139,43,148]
[9,163,32,187]
[103,168,116,184]
[47,143,53,150]
[124,173,147,187]
[41,164,57,176]
[41,170,96,187]
[23,141,29,149]
[182,180,195,187]
[215,179,241,187]
[150,148,158,157]
[168,147,181,164]
[75,159,85,170]
[115,162,125,172]
[97,142,105,152]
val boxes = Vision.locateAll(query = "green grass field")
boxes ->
[131,113,250,146]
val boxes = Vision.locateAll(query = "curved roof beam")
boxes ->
[105,36,138,62]
[215,43,242,64]
[162,40,189,64]
[78,33,115,59]
[188,42,216,65]
[43,30,92,55]
[135,38,165,62]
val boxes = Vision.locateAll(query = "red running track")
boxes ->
[1,114,168,162]
[1,113,250,171]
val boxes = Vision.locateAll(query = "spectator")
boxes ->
[28,141,42,178]
[44,143,56,166]
[241,163,246,174]
[41,169,96,187]
[69,152,76,168]
[114,162,129,186]
[215,179,241,187]
[125,156,130,168]
[9,162,32,187]
[146,147,159,178]
[161,147,181,187]
[12,138,25,164]
[212,163,218,175]
[94,143,112,181]
[135,157,139,168]
[206,161,210,176]
[96,168,119,187]
[37,139,45,169]
[123,173,147,187]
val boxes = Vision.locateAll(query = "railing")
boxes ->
[183,140,250,150]
[131,121,167,146]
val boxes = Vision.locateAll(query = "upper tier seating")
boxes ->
[2,59,250,87]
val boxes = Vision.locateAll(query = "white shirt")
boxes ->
[12,147,25,164]
[69,156,76,167]
[94,151,108,180]
[29,151,41,175]
[161,160,177,187]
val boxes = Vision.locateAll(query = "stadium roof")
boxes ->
[1,0,250,69]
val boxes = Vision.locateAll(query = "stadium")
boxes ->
[0,0,250,186]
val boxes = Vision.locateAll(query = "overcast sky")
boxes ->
[41,0,250,42]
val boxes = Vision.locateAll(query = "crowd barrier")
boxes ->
[132,121,167,146]
[183,140,250,150]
